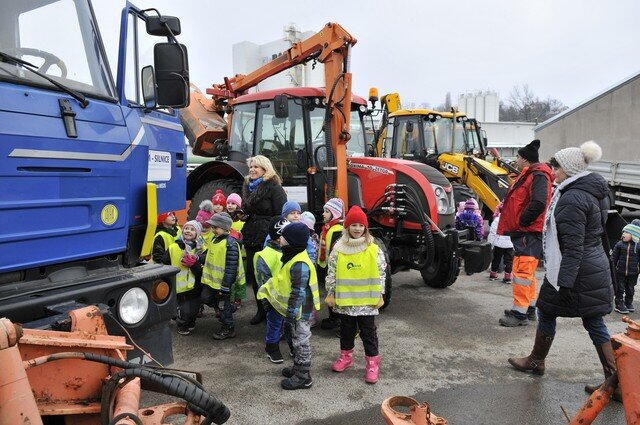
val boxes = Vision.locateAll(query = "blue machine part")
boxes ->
[0,1,186,273]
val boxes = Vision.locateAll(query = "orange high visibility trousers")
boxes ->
[510,234,543,313]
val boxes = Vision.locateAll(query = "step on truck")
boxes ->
[0,0,190,365]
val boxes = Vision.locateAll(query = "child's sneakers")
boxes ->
[177,325,192,336]
[265,343,284,364]
[615,300,629,314]
[331,349,353,372]
[626,301,635,313]
[503,273,512,284]
[489,271,498,281]
[281,371,313,390]
[213,325,236,340]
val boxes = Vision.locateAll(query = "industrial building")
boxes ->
[232,23,324,92]
[457,91,535,158]
[535,70,640,163]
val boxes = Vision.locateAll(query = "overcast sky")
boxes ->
[94,0,640,109]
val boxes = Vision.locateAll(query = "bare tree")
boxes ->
[499,84,567,123]
[434,91,452,112]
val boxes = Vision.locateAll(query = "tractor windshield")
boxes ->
[465,122,481,153]
[433,118,453,152]
[0,0,114,99]
[308,104,368,157]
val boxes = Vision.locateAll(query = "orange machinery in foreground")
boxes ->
[381,317,640,425]
[0,306,229,425]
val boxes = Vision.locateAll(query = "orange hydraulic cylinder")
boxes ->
[112,378,141,425]
[0,319,43,425]
[613,317,640,424]
[568,375,617,425]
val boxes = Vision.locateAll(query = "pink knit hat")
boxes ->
[324,198,344,220]
[227,193,242,208]
[196,200,214,223]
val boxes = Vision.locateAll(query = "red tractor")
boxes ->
[181,23,490,305]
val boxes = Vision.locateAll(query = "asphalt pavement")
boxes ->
[144,269,632,424]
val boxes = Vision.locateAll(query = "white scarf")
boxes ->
[543,171,590,290]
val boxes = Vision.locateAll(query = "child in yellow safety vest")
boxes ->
[153,211,180,263]
[164,220,205,336]
[196,200,215,250]
[202,212,246,340]
[256,218,286,363]
[257,222,321,390]
[226,193,247,309]
[318,198,344,331]
[325,205,386,384]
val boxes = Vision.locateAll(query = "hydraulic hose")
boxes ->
[323,73,347,197]
[101,368,230,425]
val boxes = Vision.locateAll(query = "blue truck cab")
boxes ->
[0,1,190,364]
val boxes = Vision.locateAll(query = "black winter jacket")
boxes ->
[241,178,287,248]
[538,173,613,318]
[612,240,639,276]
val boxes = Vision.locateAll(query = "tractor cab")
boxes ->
[227,87,368,211]
[380,109,442,161]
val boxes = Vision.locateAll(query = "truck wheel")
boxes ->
[188,179,243,219]
[452,183,477,206]
[420,248,460,288]
[374,237,392,310]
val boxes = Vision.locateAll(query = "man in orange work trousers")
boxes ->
[498,139,553,327]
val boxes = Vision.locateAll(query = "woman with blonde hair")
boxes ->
[242,155,287,324]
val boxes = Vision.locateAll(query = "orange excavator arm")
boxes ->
[183,22,356,206]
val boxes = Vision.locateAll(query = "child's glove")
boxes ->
[325,294,335,308]
[374,297,384,309]
[181,253,197,267]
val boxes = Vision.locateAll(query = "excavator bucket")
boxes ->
[179,87,228,157]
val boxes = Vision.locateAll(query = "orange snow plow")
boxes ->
[0,306,229,425]
[568,316,640,425]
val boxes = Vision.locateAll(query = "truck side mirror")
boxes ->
[154,43,189,108]
[274,94,289,118]
[141,65,157,109]
[146,15,181,36]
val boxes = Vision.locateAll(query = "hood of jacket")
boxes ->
[561,172,609,200]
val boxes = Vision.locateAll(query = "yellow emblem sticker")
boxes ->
[101,204,118,226]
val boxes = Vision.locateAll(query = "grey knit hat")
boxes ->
[206,212,233,231]
[553,141,602,176]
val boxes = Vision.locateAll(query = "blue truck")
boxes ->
[0,0,190,364]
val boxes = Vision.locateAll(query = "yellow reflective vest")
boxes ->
[201,231,214,250]
[155,226,180,253]
[335,243,382,307]
[168,242,196,294]
[202,236,246,290]
[231,220,245,232]
[253,245,283,283]
[317,224,343,268]
[257,251,320,319]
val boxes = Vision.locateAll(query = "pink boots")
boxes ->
[364,355,380,384]
[333,350,380,383]
[489,271,498,280]
[332,349,353,372]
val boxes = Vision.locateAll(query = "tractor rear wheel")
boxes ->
[420,246,460,288]
[452,183,477,207]
[374,237,392,310]
[188,178,243,219]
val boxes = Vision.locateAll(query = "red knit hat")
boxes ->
[211,189,227,206]
[344,205,368,228]
[157,211,175,225]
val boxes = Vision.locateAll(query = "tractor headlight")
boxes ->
[431,184,454,215]
[119,287,149,325]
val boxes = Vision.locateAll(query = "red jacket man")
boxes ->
[498,139,553,327]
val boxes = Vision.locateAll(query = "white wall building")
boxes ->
[457,91,533,158]
[232,23,324,93]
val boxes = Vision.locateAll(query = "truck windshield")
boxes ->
[0,0,114,99]
[308,105,368,157]
[229,102,256,155]
[433,118,453,152]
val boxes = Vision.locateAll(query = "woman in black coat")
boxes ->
[508,141,618,398]
[242,155,287,324]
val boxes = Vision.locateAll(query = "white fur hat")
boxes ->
[553,141,602,176]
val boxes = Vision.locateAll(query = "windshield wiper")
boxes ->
[0,51,88,108]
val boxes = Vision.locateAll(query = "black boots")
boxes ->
[266,343,284,364]
[526,306,537,321]
[281,366,313,390]
[213,325,236,340]
[508,330,554,375]
[584,341,622,402]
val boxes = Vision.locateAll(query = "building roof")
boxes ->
[233,87,367,106]
[535,69,640,131]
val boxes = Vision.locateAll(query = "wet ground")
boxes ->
[144,269,632,424]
